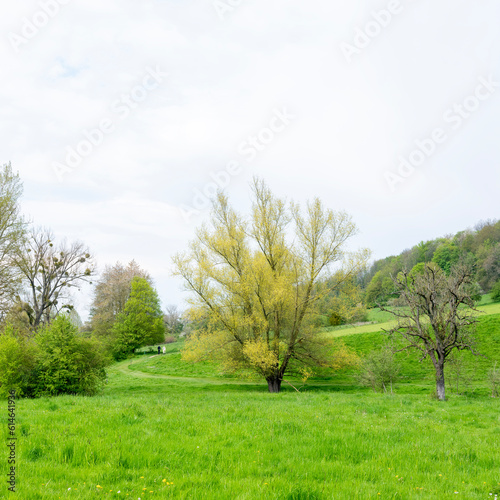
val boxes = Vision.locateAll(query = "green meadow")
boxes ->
[6,313,500,499]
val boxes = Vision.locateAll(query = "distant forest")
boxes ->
[316,219,500,326]
[360,219,500,306]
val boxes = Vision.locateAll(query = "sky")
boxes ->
[1,0,499,320]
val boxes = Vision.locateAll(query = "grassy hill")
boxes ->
[130,313,500,395]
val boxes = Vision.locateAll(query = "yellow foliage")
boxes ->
[242,339,279,377]
[174,179,370,390]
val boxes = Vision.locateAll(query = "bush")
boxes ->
[329,311,344,326]
[358,348,401,393]
[0,325,38,398]
[491,281,500,302]
[447,352,475,395]
[34,316,108,396]
[350,306,369,323]
[488,363,500,397]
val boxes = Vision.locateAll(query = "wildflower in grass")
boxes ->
[97,485,103,489]
[162,479,166,483]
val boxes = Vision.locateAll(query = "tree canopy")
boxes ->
[90,260,152,338]
[112,277,165,359]
[0,163,26,319]
[382,262,479,401]
[12,228,94,328]
[174,179,369,392]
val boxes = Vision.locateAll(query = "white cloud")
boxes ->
[1,0,499,319]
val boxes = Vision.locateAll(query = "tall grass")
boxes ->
[5,314,500,499]
[10,372,500,499]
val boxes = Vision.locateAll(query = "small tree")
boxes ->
[358,347,401,394]
[164,304,183,337]
[112,277,165,359]
[447,352,475,395]
[382,262,479,401]
[90,260,152,339]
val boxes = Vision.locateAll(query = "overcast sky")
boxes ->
[1,0,499,320]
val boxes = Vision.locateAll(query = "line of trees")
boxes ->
[0,164,172,397]
[2,165,493,400]
[174,180,490,398]
[362,219,500,307]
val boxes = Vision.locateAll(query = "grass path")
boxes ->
[112,358,262,387]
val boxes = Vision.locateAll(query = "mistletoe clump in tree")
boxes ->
[13,228,94,329]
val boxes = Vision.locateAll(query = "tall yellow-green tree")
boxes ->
[173,179,370,392]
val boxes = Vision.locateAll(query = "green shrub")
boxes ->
[0,325,38,398]
[35,316,107,396]
[488,362,500,397]
[358,348,401,393]
[350,306,369,323]
[328,311,344,326]
[491,281,500,302]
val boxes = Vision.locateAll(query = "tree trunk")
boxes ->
[267,377,282,393]
[436,361,446,401]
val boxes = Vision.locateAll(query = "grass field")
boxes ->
[5,310,500,498]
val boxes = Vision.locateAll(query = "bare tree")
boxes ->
[13,228,95,328]
[89,260,151,338]
[382,262,479,401]
[164,304,183,335]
